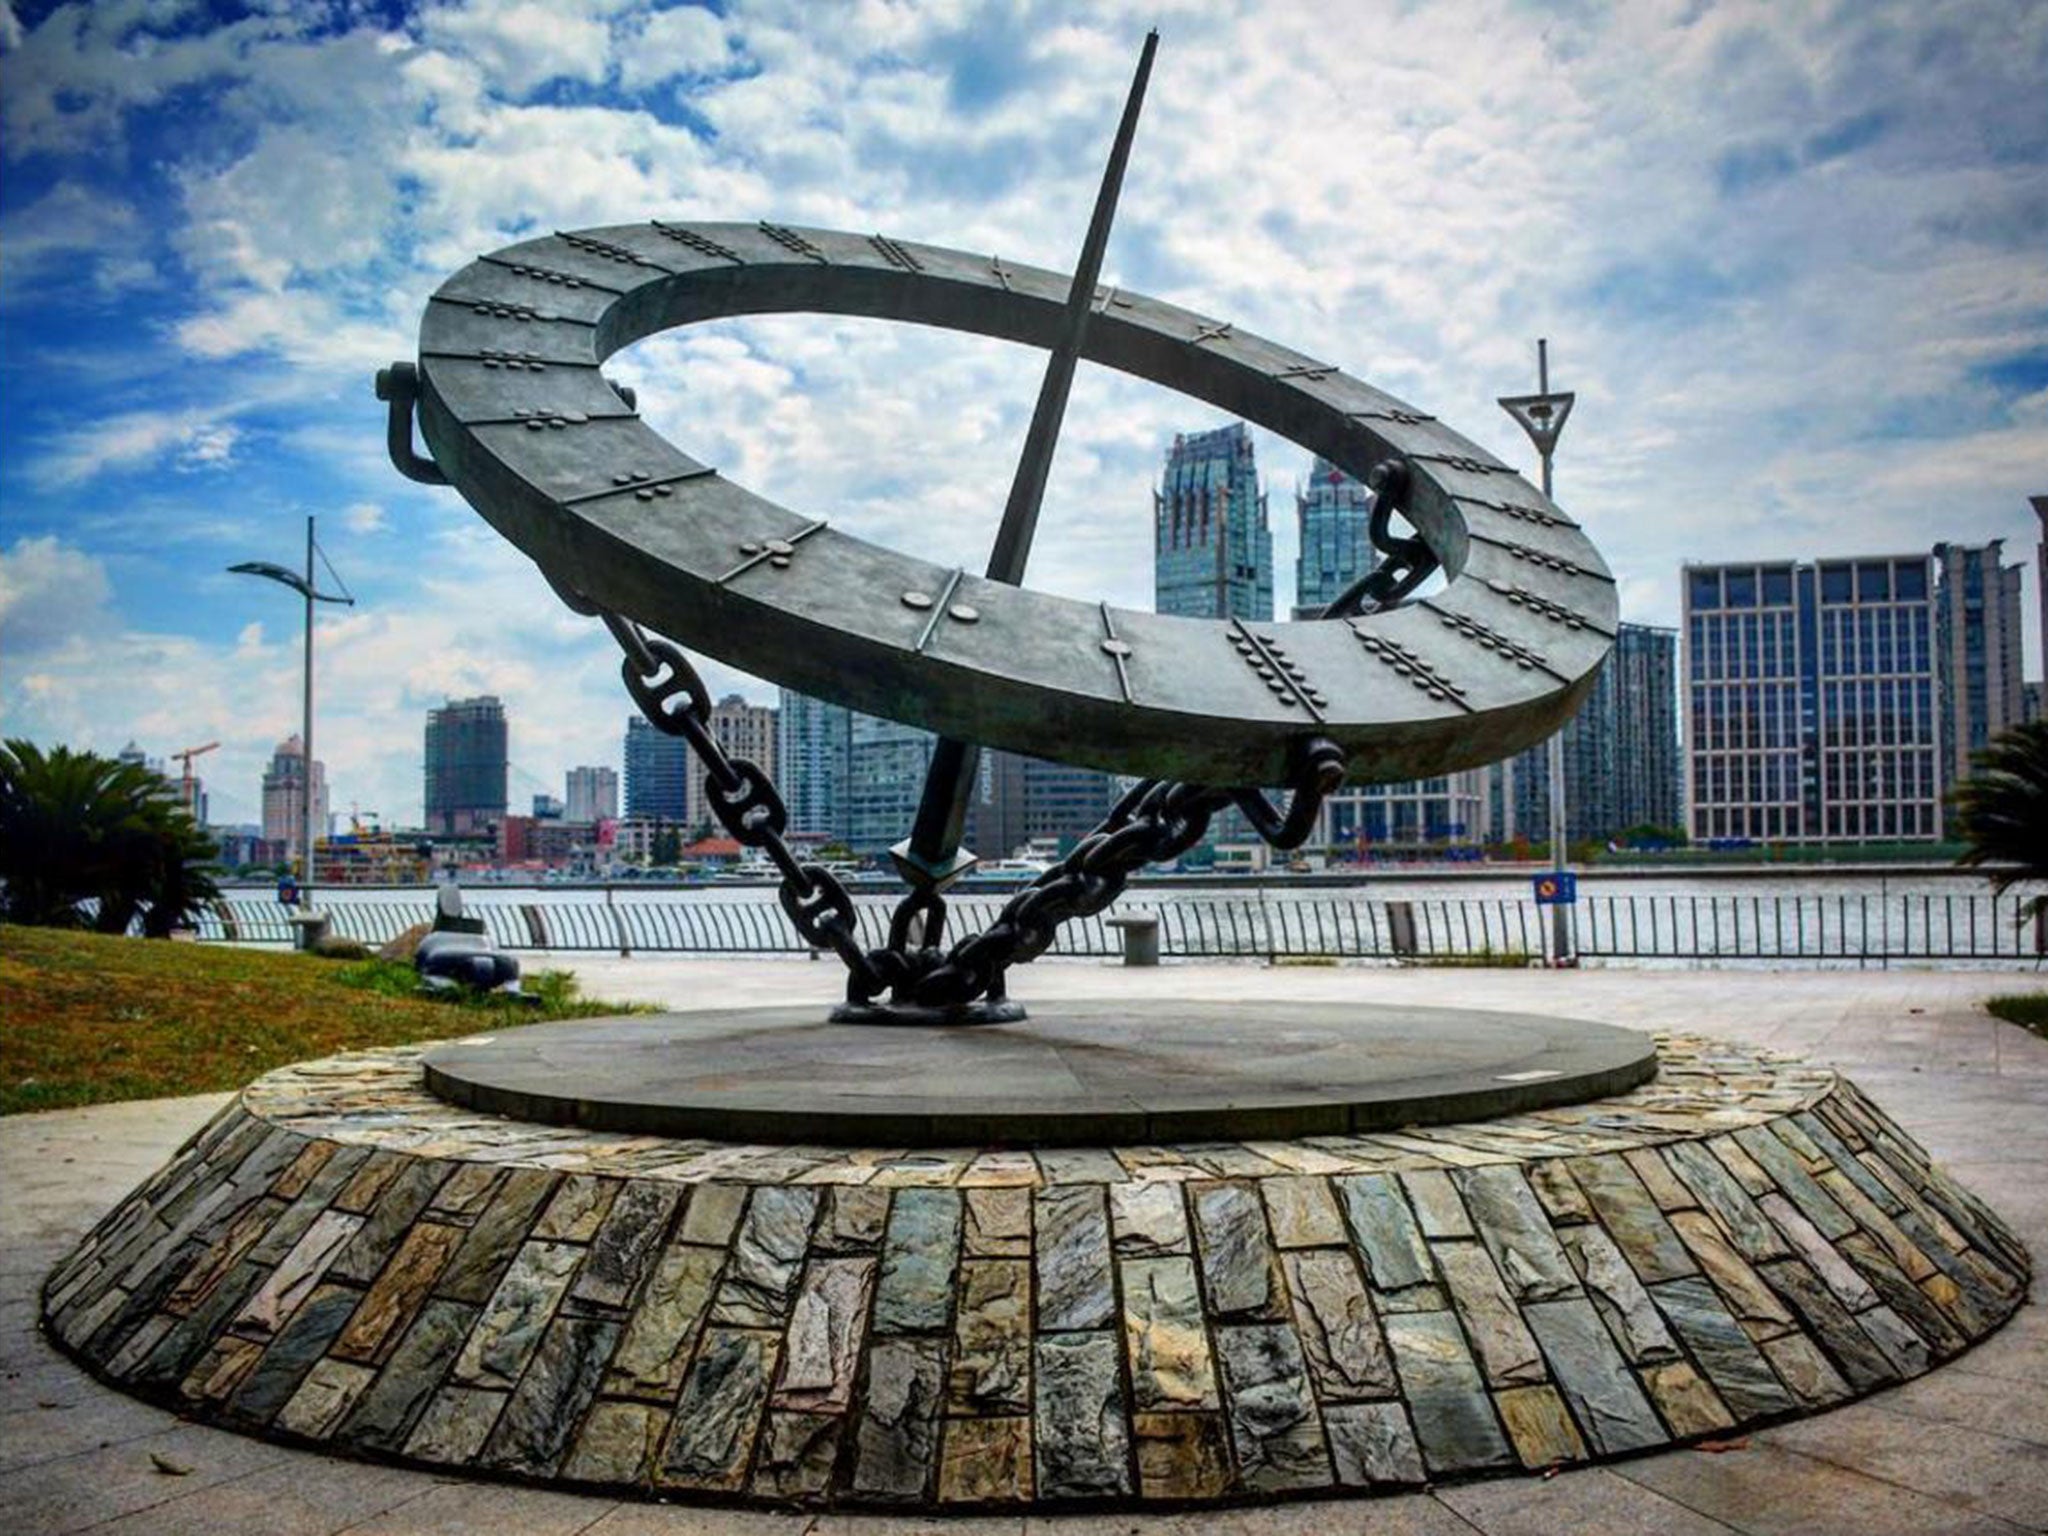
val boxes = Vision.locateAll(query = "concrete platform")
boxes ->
[419,1002,1660,1145]
[10,963,2045,1534]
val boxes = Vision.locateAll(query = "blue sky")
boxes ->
[2,0,2044,827]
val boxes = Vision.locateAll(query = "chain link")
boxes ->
[588,609,1350,1014]
[1318,457,1440,619]
[606,617,887,993]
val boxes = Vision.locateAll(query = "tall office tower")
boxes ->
[423,696,508,838]
[1020,756,1119,848]
[965,751,1120,858]
[1612,624,1682,833]
[1682,556,1940,843]
[1497,623,1680,844]
[682,695,778,833]
[778,689,853,840]
[1935,541,2027,783]
[1293,457,1375,618]
[845,714,934,856]
[260,734,329,861]
[2024,496,2048,734]
[564,765,618,824]
[1154,423,1273,621]
[623,717,688,821]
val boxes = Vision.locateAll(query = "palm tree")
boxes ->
[0,739,221,934]
[1950,720,2048,920]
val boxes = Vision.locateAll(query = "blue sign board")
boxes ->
[1532,871,1577,905]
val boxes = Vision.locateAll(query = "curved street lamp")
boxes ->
[230,515,354,908]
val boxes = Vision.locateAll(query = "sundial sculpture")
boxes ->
[376,34,1617,1023]
[48,43,2028,1511]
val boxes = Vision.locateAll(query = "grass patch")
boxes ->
[1987,992,2048,1042]
[0,924,648,1115]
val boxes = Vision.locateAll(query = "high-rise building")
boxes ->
[1682,555,1940,843]
[1155,423,1272,621]
[684,695,778,833]
[1294,456,1374,619]
[2024,495,2047,735]
[564,765,618,825]
[1496,624,1681,845]
[423,696,508,838]
[964,750,1120,858]
[778,690,852,841]
[623,717,688,821]
[1934,540,2027,783]
[260,734,328,863]
[845,714,935,856]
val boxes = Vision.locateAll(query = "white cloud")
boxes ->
[26,408,247,490]
[0,182,151,305]
[420,0,619,98]
[616,3,731,91]
[342,502,389,534]
[0,535,113,652]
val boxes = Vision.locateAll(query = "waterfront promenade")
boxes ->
[4,958,2043,1534]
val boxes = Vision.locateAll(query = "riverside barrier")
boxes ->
[190,886,2047,967]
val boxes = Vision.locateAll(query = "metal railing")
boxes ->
[188,886,2046,966]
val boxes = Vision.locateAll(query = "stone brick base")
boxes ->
[41,1034,2030,1511]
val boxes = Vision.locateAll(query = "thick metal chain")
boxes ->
[871,739,1347,1009]
[588,605,1348,1013]
[599,610,887,994]
[1317,458,1440,619]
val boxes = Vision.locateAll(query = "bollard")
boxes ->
[1385,900,1418,957]
[1107,914,1160,966]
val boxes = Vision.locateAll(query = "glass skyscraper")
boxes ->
[622,715,688,822]
[845,714,935,856]
[1682,555,1940,843]
[1933,540,2027,786]
[776,689,853,840]
[1154,423,1272,622]
[1294,456,1374,618]
[1498,623,1680,845]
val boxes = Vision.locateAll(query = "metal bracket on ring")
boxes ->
[374,362,449,486]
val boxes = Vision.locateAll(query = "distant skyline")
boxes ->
[2,0,2043,825]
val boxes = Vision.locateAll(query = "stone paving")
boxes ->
[6,961,2047,1533]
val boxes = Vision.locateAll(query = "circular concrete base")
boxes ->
[419,1002,1660,1146]
[42,1034,2030,1515]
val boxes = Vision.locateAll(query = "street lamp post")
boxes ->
[1499,339,1577,965]
[230,515,354,910]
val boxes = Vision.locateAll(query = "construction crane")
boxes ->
[172,742,219,820]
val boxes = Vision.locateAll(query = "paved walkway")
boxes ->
[3,961,2045,1534]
